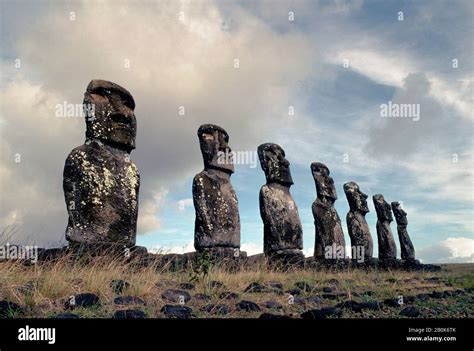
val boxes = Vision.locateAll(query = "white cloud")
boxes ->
[0,0,317,246]
[241,242,263,256]
[418,237,474,263]
[137,190,168,234]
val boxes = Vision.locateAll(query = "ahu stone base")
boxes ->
[6,245,440,272]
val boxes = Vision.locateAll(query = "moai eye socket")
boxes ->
[203,133,214,141]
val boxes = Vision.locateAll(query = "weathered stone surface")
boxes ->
[311,162,345,259]
[178,283,195,290]
[113,309,147,319]
[344,182,373,259]
[391,201,416,261]
[161,305,193,318]
[257,143,303,259]
[161,289,192,303]
[400,306,421,317]
[113,296,145,305]
[373,194,397,260]
[63,80,139,247]
[264,300,283,310]
[343,301,383,312]
[286,288,302,296]
[429,291,446,299]
[236,300,261,312]
[65,293,101,309]
[219,292,239,300]
[259,313,293,320]
[305,295,323,305]
[301,307,342,319]
[384,298,402,307]
[244,282,269,293]
[193,124,240,253]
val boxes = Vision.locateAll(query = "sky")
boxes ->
[0,0,472,263]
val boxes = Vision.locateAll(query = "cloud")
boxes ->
[137,190,168,234]
[241,242,263,256]
[0,0,472,265]
[418,237,474,263]
[0,0,317,246]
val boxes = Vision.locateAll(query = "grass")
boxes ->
[0,254,472,318]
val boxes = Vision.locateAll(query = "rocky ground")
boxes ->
[0,257,472,319]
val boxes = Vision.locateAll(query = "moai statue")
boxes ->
[193,124,240,257]
[372,194,397,260]
[63,80,140,249]
[343,182,373,260]
[311,162,346,259]
[258,143,303,260]
[391,202,416,261]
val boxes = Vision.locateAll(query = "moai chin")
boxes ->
[343,182,373,260]
[391,201,415,261]
[258,143,303,259]
[372,194,397,260]
[63,79,140,248]
[311,162,346,259]
[192,124,240,257]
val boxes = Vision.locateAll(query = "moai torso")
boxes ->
[311,162,345,259]
[373,194,397,260]
[193,124,240,252]
[258,143,303,256]
[193,169,240,249]
[344,182,373,259]
[392,201,415,261]
[63,80,139,247]
[64,141,139,245]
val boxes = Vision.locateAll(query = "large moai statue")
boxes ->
[311,162,346,259]
[391,202,416,261]
[372,194,397,260]
[63,80,140,249]
[343,182,373,259]
[258,143,303,260]
[192,124,240,257]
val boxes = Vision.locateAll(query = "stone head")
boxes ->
[83,79,137,152]
[373,194,393,222]
[197,124,234,173]
[343,182,369,214]
[257,143,293,186]
[311,162,337,202]
[391,201,408,226]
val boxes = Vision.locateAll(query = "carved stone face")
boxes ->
[257,143,293,186]
[84,80,136,152]
[311,162,337,202]
[373,194,393,222]
[391,201,408,226]
[344,182,369,214]
[198,124,234,174]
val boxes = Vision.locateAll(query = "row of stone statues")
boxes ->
[63,80,415,263]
